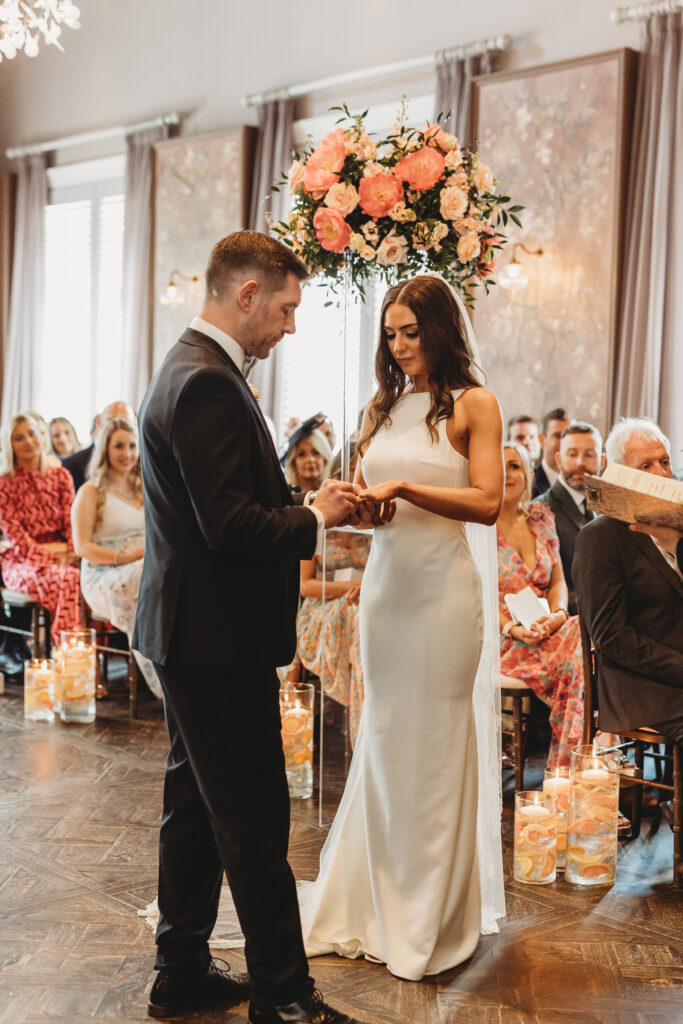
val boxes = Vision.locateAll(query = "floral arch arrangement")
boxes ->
[269,105,522,306]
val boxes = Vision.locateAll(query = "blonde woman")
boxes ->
[497,442,584,765]
[71,418,161,699]
[49,417,80,458]
[283,416,332,493]
[24,410,61,468]
[0,413,80,644]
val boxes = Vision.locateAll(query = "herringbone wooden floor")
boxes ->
[0,679,681,1024]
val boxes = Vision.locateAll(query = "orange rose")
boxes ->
[457,231,481,263]
[423,123,459,152]
[394,146,445,191]
[303,128,347,199]
[313,207,352,253]
[358,173,404,220]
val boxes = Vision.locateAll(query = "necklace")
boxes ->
[109,484,136,501]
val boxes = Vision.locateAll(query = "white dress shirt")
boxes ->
[557,474,587,511]
[190,317,325,549]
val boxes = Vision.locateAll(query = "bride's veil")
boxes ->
[427,272,506,933]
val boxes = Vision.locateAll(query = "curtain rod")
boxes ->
[242,35,512,108]
[5,112,180,161]
[611,0,683,22]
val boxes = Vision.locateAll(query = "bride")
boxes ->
[299,274,506,980]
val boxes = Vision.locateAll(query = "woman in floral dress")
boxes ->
[497,443,584,766]
[297,530,371,746]
[0,413,81,645]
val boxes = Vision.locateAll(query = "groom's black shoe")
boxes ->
[249,988,368,1024]
[147,957,251,1017]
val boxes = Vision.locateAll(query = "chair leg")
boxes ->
[632,740,645,840]
[31,605,41,659]
[128,653,138,719]
[673,744,681,890]
[513,694,524,792]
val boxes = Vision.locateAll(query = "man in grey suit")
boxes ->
[573,417,683,747]
[537,422,604,614]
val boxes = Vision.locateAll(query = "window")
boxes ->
[40,159,125,441]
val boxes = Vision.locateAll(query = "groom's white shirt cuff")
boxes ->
[191,316,325,555]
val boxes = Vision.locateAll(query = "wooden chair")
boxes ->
[500,674,532,791]
[0,588,51,661]
[578,610,681,889]
[80,596,140,718]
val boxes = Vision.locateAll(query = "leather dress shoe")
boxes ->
[249,988,368,1024]
[148,957,251,1018]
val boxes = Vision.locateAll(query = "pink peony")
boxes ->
[423,123,459,151]
[303,129,347,199]
[324,182,360,217]
[313,207,351,253]
[358,173,404,220]
[394,146,445,191]
[376,229,409,267]
[457,231,481,263]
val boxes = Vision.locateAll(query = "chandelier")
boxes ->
[0,1,81,62]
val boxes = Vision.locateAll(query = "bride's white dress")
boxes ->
[299,389,489,980]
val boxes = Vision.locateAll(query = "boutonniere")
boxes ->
[248,383,260,401]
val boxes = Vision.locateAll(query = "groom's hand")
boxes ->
[312,479,360,528]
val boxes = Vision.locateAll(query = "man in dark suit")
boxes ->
[133,232,377,1024]
[62,401,135,491]
[573,417,683,748]
[537,421,603,613]
[531,406,571,498]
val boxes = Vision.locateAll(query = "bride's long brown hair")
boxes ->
[359,275,483,452]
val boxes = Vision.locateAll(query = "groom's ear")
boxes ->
[237,279,260,313]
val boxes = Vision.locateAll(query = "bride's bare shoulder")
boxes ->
[460,386,501,414]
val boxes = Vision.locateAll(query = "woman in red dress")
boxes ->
[497,442,584,766]
[0,413,81,645]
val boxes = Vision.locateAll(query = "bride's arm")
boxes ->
[360,388,504,526]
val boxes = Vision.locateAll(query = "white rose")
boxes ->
[474,163,493,193]
[288,160,305,194]
[445,148,464,171]
[361,221,380,244]
[363,161,388,177]
[324,182,360,217]
[439,186,468,221]
[376,229,409,267]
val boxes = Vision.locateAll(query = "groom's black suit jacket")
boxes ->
[133,327,317,671]
[572,515,683,734]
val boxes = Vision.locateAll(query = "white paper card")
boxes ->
[333,567,363,582]
[505,587,550,629]
[601,462,683,503]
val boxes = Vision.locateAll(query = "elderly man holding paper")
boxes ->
[573,416,683,749]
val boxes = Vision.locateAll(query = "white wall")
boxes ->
[0,0,640,172]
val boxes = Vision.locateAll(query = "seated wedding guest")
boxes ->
[25,410,61,469]
[0,413,81,645]
[573,417,683,751]
[49,416,80,458]
[508,413,541,464]
[283,414,332,493]
[319,414,336,453]
[532,406,572,497]
[498,442,584,766]
[297,528,371,747]
[62,400,136,491]
[537,421,604,614]
[71,418,162,699]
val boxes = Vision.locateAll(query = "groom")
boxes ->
[134,231,372,1024]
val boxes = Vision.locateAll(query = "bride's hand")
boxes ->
[359,481,401,504]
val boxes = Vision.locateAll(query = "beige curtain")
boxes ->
[434,50,496,142]
[248,96,295,435]
[1,154,47,419]
[613,13,683,465]
[121,123,171,411]
[0,174,15,419]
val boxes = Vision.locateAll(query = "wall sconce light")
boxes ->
[159,269,201,308]
[498,242,544,292]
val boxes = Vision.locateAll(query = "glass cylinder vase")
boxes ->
[57,629,96,724]
[279,683,314,800]
[566,744,620,887]
[24,659,56,723]
[543,766,570,870]
[513,790,557,884]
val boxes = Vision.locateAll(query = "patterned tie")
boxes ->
[581,499,593,523]
[242,355,258,380]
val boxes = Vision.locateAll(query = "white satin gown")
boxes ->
[300,390,485,980]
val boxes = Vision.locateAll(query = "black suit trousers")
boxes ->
[153,662,312,1006]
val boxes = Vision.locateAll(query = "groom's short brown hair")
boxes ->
[205,231,309,301]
